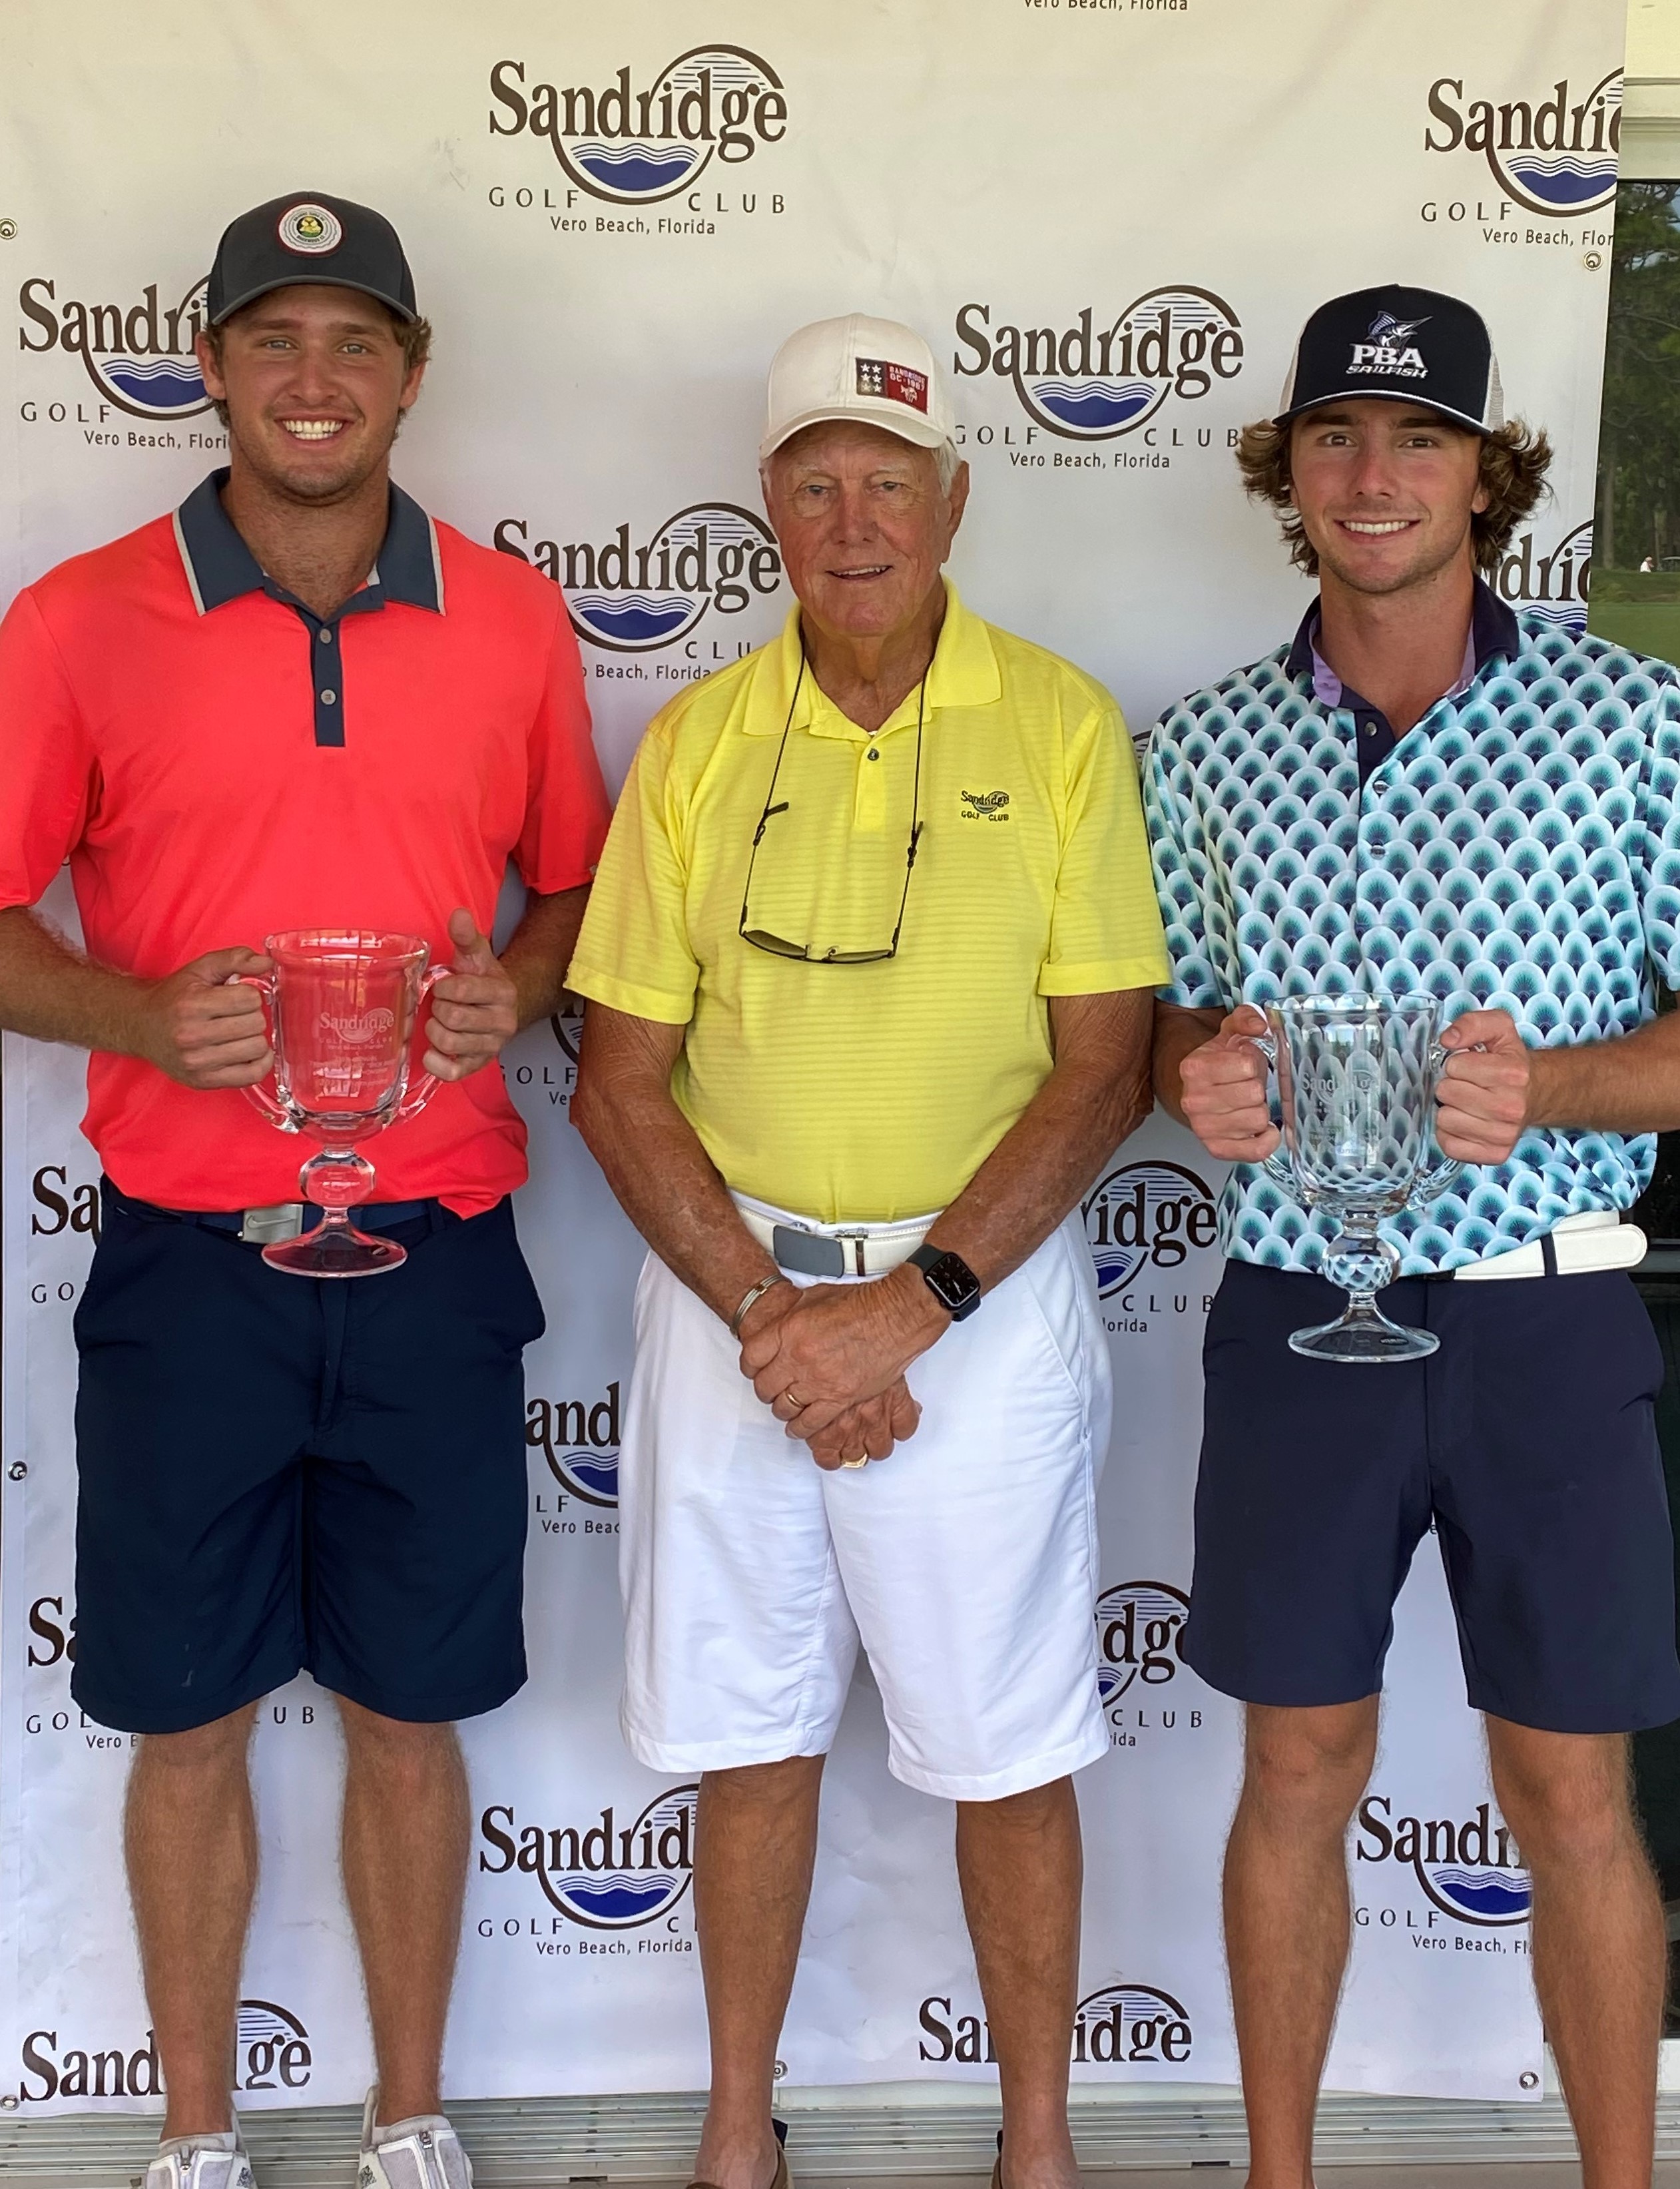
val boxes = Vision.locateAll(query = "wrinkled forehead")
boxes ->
[770,418,939,483]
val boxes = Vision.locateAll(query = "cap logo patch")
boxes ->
[856,358,929,413]
[1348,310,1429,381]
[277,202,344,256]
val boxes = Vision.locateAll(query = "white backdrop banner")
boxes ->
[0,0,1625,2118]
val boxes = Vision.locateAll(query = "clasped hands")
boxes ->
[135,907,519,1090]
[736,1262,948,1473]
[1178,1002,1536,1167]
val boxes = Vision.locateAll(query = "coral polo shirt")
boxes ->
[0,470,609,1214]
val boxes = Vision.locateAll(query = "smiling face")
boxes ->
[195,284,424,505]
[764,420,968,647]
[1287,398,1489,598]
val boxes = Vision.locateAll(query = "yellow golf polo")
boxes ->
[567,585,1168,1222]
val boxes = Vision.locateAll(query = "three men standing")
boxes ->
[568,314,1167,2189]
[1151,286,1680,2189]
[0,194,608,2187]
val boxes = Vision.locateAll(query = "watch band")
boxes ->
[908,1243,982,1321]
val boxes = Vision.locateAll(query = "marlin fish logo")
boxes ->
[1368,311,1428,346]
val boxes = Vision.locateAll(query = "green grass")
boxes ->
[1589,567,1680,604]
[1587,601,1680,661]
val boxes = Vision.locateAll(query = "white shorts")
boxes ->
[618,1205,1113,1800]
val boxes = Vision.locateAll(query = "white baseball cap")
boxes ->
[760,312,956,464]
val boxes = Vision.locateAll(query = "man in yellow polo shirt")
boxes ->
[567,313,1166,2189]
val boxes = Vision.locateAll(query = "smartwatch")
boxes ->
[908,1244,982,1322]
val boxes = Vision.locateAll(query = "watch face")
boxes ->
[920,1249,980,1315]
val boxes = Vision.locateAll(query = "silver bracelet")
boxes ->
[729,1271,789,1338]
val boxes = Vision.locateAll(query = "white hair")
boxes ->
[760,433,962,500]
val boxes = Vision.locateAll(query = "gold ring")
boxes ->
[784,1387,805,1408]
[840,1456,869,1470]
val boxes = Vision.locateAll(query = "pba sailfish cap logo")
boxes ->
[1367,310,1428,348]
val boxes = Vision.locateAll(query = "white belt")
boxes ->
[732,1193,936,1279]
[1452,1209,1647,1281]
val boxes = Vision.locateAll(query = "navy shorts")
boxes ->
[1185,1259,1680,1734]
[71,1182,545,1734]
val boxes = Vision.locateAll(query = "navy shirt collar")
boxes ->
[172,468,444,617]
[1283,573,1518,687]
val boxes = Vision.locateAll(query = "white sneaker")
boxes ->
[357,2087,472,2189]
[142,2126,254,2189]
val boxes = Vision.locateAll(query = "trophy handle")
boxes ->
[1412,1038,1465,1207]
[1245,1022,1295,1188]
[227,970,300,1131]
[395,962,451,1122]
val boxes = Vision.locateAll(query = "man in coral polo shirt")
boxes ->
[0,194,608,2189]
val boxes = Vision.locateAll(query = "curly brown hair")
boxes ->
[198,303,431,430]
[1235,410,1553,576]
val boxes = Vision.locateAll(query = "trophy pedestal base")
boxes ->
[260,1224,406,1279]
[1288,1309,1438,1365]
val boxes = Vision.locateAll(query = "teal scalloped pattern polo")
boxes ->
[1144,615,1680,1274]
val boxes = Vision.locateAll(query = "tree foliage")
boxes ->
[1597,180,1680,570]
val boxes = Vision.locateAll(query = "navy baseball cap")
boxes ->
[207,192,418,326]
[1275,284,1504,436]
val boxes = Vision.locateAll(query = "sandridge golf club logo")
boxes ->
[18,2000,309,2104]
[19,273,212,420]
[479,1785,697,1927]
[527,1381,621,1506]
[1425,70,1621,219]
[1083,1160,1219,1298]
[1094,1580,1189,1706]
[1356,1793,1531,1927]
[495,505,782,651]
[919,1981,1192,2067]
[1496,517,1591,637]
[954,288,1243,442]
[489,47,787,202]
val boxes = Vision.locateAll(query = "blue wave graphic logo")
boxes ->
[91,356,208,416]
[564,501,782,653]
[543,1785,696,1929]
[1027,380,1154,432]
[573,143,702,194]
[73,276,212,420]
[1473,69,1621,218]
[554,1446,619,1506]
[1083,1159,1219,1299]
[570,592,693,643]
[541,46,784,204]
[1419,1863,1533,1925]
[1095,1580,1190,1704]
[1005,286,1243,442]
[1507,516,1590,640]
[1504,155,1617,210]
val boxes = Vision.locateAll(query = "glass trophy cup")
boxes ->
[236,930,447,1278]
[1253,996,1462,1363]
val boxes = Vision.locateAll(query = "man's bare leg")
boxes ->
[956,1776,1083,2189]
[691,1756,826,2189]
[1224,1698,1380,2189]
[1486,1720,1663,2189]
[125,1703,261,2140]
[338,1699,469,2126]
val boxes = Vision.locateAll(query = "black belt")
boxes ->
[107,1185,438,1243]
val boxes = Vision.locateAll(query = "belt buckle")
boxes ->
[240,1203,305,1245]
[832,1227,870,1277]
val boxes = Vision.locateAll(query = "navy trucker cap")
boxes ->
[1275,284,1504,436]
[208,192,418,326]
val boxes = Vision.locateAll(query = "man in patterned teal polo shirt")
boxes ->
[1147,285,1680,2188]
